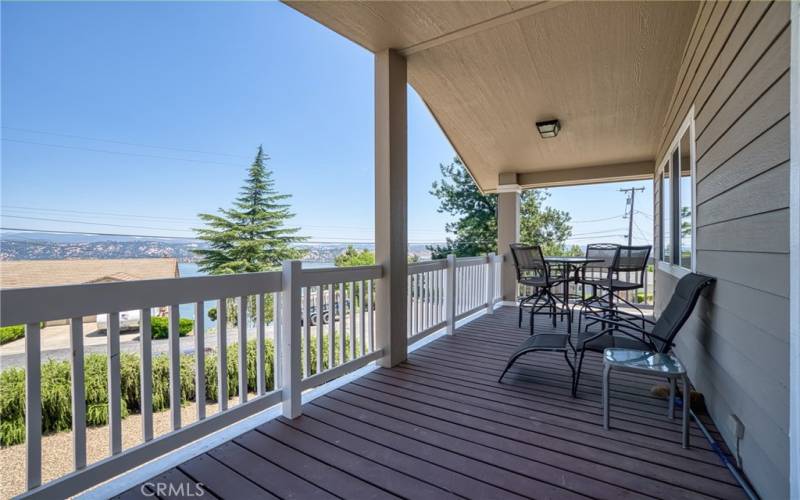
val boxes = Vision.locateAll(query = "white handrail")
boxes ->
[7,269,284,498]
[9,256,503,498]
[0,271,283,326]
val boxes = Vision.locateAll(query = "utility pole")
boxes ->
[620,187,646,304]
[620,187,645,246]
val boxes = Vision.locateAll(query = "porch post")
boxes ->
[497,174,521,303]
[374,49,408,367]
[280,260,301,418]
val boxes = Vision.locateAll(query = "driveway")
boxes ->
[0,323,277,370]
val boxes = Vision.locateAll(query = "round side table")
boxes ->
[603,348,690,448]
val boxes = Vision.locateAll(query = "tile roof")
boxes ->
[0,258,180,289]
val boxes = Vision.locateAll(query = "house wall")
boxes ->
[653,2,791,498]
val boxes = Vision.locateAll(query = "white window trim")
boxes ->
[788,3,799,498]
[656,106,696,278]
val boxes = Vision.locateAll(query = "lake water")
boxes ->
[176,262,333,330]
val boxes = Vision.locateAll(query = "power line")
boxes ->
[2,126,252,160]
[2,205,201,222]
[569,215,625,224]
[0,227,450,246]
[0,226,200,241]
[571,227,628,237]
[1,138,245,168]
[632,219,650,242]
[619,187,645,247]
[0,205,451,236]
[1,214,197,232]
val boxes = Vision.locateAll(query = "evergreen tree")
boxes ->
[194,146,306,274]
[334,246,376,267]
[428,157,576,258]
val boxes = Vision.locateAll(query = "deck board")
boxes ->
[125,307,745,500]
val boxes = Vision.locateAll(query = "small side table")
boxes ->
[602,348,690,448]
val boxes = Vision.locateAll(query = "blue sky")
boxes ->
[1,1,652,247]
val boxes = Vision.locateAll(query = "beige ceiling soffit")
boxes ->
[417,96,488,194]
[516,160,654,189]
[398,1,571,57]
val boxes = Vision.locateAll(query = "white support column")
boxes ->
[446,254,457,334]
[486,253,496,314]
[374,48,408,367]
[280,260,302,418]
[497,179,521,303]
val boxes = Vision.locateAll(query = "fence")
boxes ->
[0,253,504,498]
[406,253,503,345]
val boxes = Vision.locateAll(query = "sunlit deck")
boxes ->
[117,306,743,499]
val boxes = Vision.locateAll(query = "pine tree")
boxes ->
[194,146,306,274]
[428,157,577,258]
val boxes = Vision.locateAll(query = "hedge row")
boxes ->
[0,325,25,345]
[0,333,356,446]
[149,317,194,340]
[0,317,194,346]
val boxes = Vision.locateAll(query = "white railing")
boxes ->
[1,271,285,499]
[407,253,503,344]
[1,255,511,498]
[295,264,383,391]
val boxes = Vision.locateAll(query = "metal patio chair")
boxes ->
[578,245,651,332]
[571,272,715,397]
[571,243,619,316]
[510,243,570,335]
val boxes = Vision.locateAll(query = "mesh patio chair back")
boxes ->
[510,244,549,283]
[609,245,651,284]
[650,272,715,352]
[583,243,619,278]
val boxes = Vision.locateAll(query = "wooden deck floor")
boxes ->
[120,307,744,499]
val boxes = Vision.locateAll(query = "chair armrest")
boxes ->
[583,315,648,335]
[582,305,654,324]
[583,316,667,350]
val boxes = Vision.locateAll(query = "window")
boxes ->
[679,129,693,269]
[657,110,695,272]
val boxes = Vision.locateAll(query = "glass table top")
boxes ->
[603,348,686,374]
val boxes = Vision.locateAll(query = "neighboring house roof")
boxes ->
[0,258,180,289]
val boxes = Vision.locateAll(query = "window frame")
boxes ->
[656,107,696,277]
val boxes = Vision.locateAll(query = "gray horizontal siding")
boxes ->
[696,116,788,202]
[654,1,791,498]
[696,249,789,298]
[697,162,789,227]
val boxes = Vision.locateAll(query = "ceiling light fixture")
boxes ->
[536,119,560,138]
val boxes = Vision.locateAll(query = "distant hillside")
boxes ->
[0,239,203,262]
[0,233,434,262]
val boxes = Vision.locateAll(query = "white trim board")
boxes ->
[788,3,799,499]
[655,107,696,277]
[77,303,502,499]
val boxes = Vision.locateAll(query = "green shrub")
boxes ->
[149,317,194,340]
[0,325,25,345]
[0,333,362,446]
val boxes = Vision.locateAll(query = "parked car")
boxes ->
[96,310,140,332]
[301,300,353,326]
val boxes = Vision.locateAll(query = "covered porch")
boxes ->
[119,307,744,500]
[2,1,795,499]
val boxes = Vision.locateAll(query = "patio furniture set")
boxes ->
[498,243,715,448]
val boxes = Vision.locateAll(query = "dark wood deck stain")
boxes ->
[120,307,745,499]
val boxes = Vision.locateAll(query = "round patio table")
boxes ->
[543,256,605,307]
